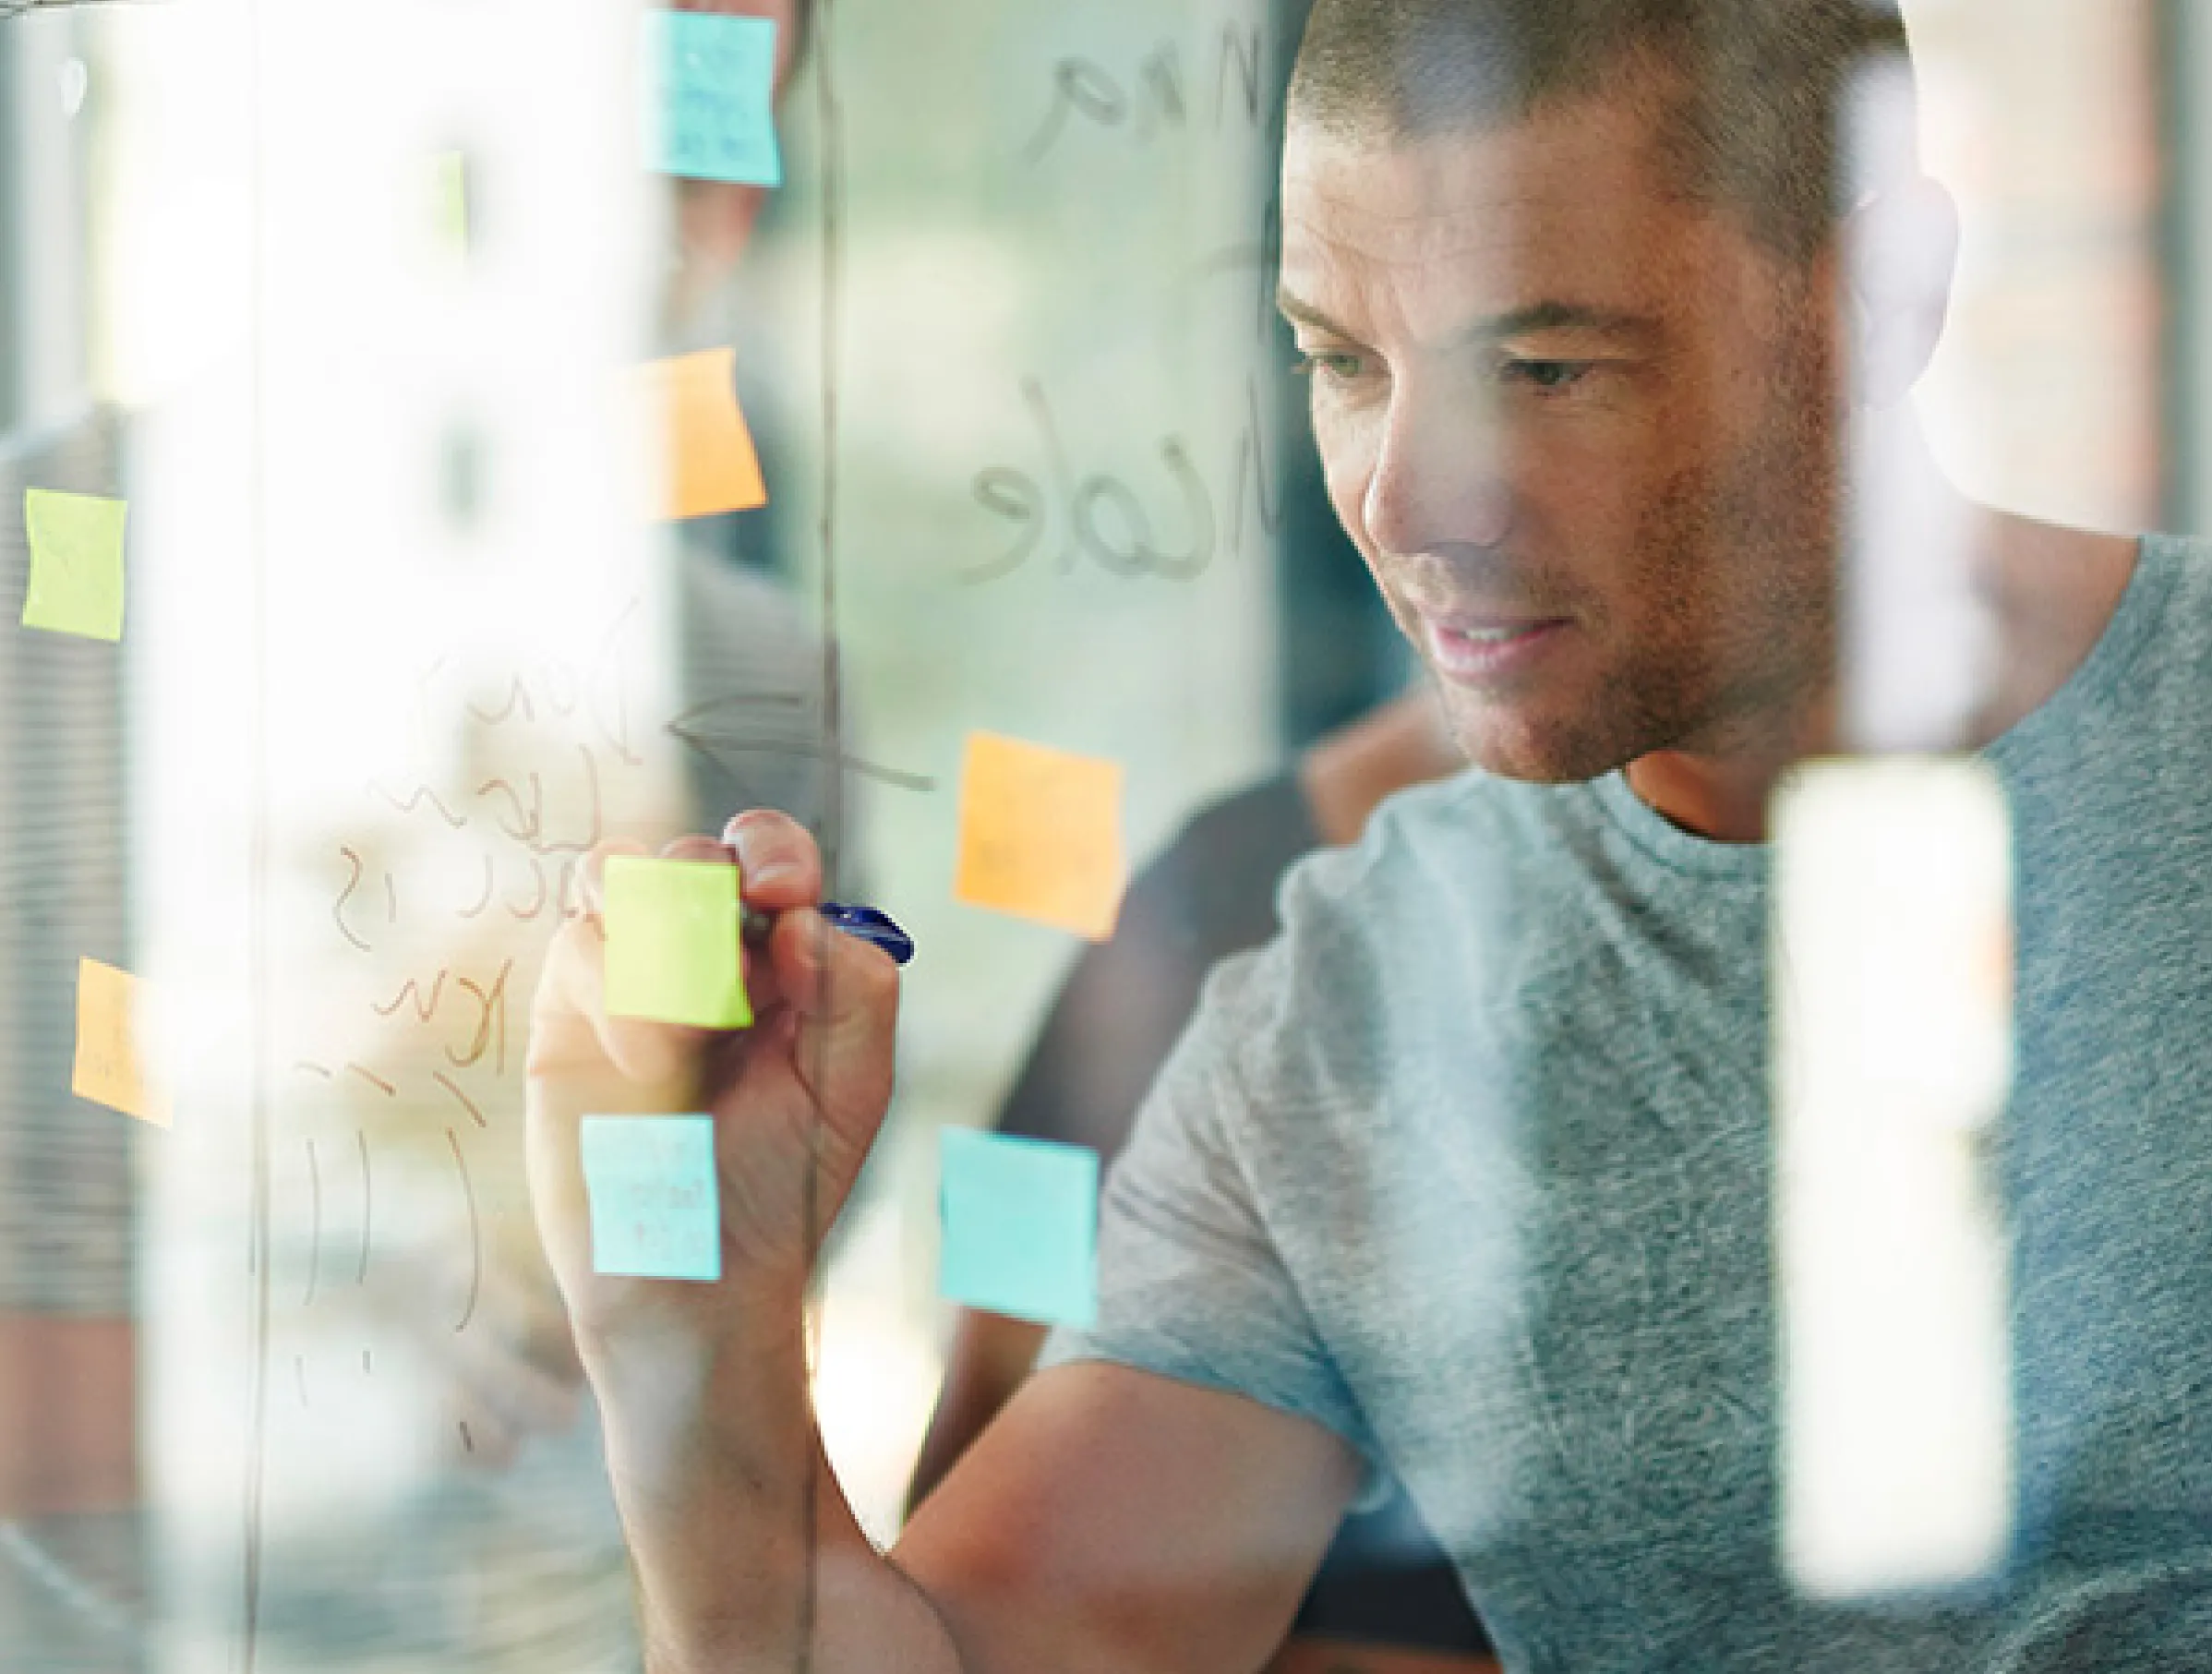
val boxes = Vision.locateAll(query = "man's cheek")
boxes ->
[1376,586,1430,658]
[1312,408,1376,516]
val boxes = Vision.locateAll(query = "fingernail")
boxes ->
[726,823,796,886]
[741,853,797,887]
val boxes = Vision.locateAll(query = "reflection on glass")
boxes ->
[0,0,2203,1670]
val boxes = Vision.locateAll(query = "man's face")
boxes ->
[1280,86,1845,783]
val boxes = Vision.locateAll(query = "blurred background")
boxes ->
[0,0,2190,1667]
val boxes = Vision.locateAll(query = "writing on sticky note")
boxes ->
[641,347,768,521]
[645,9,782,187]
[581,1115,722,1281]
[954,732,1126,941]
[939,1128,1099,1329]
[74,957,168,1127]
[604,854,753,1030]
[22,488,127,642]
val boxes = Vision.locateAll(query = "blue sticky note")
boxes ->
[939,1129,1099,1329]
[645,10,783,187]
[581,1114,722,1282]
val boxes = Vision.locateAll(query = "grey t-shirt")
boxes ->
[1045,533,2212,1670]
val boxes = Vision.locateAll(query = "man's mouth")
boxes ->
[1422,613,1572,683]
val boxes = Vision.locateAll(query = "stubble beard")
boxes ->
[1613,386,1841,767]
[1432,328,1843,785]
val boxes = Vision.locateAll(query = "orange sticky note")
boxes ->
[72,957,169,1127]
[954,732,1126,941]
[643,346,767,520]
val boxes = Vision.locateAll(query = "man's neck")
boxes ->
[1624,709,1833,845]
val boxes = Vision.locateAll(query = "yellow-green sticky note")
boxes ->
[432,150,470,255]
[603,855,752,1030]
[22,488,128,642]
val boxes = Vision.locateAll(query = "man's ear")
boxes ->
[1845,174,1962,409]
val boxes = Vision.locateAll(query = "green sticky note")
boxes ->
[603,855,752,1030]
[644,9,783,187]
[581,1114,721,1281]
[22,488,127,642]
[939,1129,1099,1329]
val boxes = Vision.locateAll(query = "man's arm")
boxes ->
[528,813,1356,1673]
[906,1308,1047,1515]
[592,1314,1356,1674]
[899,1361,1362,1674]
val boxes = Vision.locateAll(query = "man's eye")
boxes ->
[1292,351,1369,384]
[1501,358,1594,392]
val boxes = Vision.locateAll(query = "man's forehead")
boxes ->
[1283,97,1688,253]
[1280,108,1770,339]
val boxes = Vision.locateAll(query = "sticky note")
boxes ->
[73,957,168,1127]
[581,1114,722,1281]
[603,854,753,1030]
[432,150,469,254]
[644,9,783,187]
[940,1129,1099,1329]
[22,488,127,642]
[642,347,768,521]
[953,732,1126,941]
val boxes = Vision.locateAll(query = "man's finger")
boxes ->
[662,834,732,865]
[530,896,710,1095]
[724,809,823,911]
[775,906,901,1133]
[651,829,801,1026]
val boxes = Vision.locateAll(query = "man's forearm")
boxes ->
[587,1291,966,1674]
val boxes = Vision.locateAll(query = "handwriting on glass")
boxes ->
[1023,25,1267,164]
[964,373,1282,585]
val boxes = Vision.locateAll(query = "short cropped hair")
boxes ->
[1289,0,1914,265]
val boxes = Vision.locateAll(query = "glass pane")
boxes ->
[2,2,2204,1671]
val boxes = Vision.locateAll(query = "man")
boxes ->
[528,2,2208,1668]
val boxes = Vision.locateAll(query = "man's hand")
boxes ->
[523,808,1357,1674]
[525,811,900,1354]
[524,810,932,1671]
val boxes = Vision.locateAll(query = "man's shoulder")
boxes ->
[2140,527,2212,654]
[1213,766,1593,1037]
[2004,529,2212,766]
[2147,528,2212,564]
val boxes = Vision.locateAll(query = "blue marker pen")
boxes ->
[741,900,915,966]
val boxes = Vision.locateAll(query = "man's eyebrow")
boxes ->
[1276,288,1352,338]
[1472,301,1662,346]
[1276,289,1661,347]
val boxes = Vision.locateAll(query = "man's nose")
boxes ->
[1362,380,1513,559]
